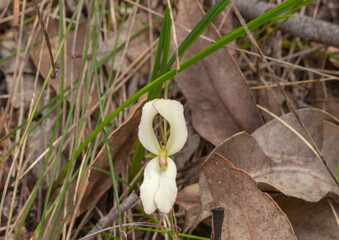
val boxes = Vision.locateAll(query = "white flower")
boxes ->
[138,99,188,214]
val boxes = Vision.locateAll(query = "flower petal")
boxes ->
[154,157,177,213]
[153,99,187,155]
[140,157,160,214]
[138,100,161,154]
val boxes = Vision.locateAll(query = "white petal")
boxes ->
[140,157,160,214]
[154,157,177,213]
[153,99,187,155]
[138,100,161,154]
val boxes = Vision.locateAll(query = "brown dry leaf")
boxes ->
[213,108,339,202]
[30,19,98,107]
[183,172,214,233]
[183,204,213,235]
[176,183,200,211]
[173,0,262,146]
[96,11,150,75]
[253,108,339,201]
[273,195,339,240]
[321,120,339,173]
[200,153,296,239]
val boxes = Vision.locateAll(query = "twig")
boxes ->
[80,222,166,240]
[250,77,338,90]
[235,0,339,48]
[32,0,56,78]
[83,191,140,240]
[12,0,19,27]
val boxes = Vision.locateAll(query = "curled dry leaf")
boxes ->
[253,108,339,201]
[173,0,262,145]
[200,153,296,239]
[176,183,200,211]
[213,108,339,202]
[273,195,339,240]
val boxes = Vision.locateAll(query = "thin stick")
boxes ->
[250,77,338,90]
[12,0,19,26]
[327,197,339,229]
[32,0,56,78]
[84,192,140,240]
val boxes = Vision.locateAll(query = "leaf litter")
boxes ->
[2,0,339,239]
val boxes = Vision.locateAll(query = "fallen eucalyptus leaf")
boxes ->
[273,195,339,240]
[176,183,200,211]
[213,108,339,202]
[173,0,262,145]
[200,153,296,239]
